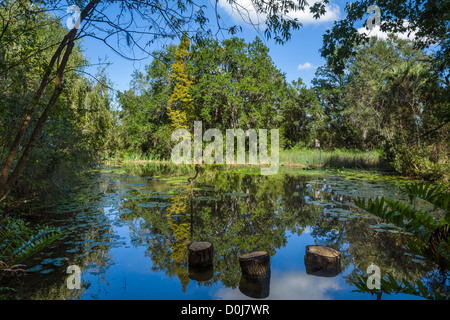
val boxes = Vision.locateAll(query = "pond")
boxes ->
[2,164,448,300]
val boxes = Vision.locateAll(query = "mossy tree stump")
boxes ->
[188,241,214,267]
[239,251,270,278]
[304,245,341,277]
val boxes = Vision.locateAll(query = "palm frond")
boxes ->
[404,182,450,213]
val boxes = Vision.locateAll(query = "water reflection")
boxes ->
[2,164,448,300]
[217,271,341,300]
[239,275,270,299]
[304,245,342,278]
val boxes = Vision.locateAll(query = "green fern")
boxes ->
[404,182,450,214]
[0,217,64,265]
[352,272,447,300]
[354,197,437,240]
[354,182,450,270]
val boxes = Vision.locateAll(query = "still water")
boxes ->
[3,164,448,299]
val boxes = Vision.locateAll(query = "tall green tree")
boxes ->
[118,36,295,159]
[321,0,449,76]
[190,37,286,130]
[0,0,319,200]
[280,79,322,148]
[0,1,115,199]
[314,35,449,178]
[117,45,176,158]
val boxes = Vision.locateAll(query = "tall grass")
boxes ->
[103,151,164,165]
[280,147,384,169]
[104,148,385,170]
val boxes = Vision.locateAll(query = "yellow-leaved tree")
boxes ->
[167,32,194,131]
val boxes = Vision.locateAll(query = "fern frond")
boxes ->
[404,182,450,212]
[354,196,437,240]
[1,217,64,264]
[352,272,446,300]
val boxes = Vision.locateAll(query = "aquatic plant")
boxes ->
[355,182,449,268]
[0,217,64,266]
[351,270,447,300]
[352,182,450,299]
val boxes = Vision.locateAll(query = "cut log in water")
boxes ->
[239,251,270,278]
[188,241,214,267]
[304,245,341,277]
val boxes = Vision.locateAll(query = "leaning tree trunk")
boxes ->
[0,0,100,201]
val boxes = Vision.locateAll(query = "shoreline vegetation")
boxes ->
[0,0,448,300]
[102,148,385,171]
[102,147,448,182]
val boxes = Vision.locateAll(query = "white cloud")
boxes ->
[217,0,341,27]
[357,20,418,41]
[213,270,342,300]
[297,62,317,70]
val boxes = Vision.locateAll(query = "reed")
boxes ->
[280,147,383,169]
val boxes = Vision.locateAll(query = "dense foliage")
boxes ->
[0,1,114,200]
[0,1,448,300]
[0,0,448,203]
[313,36,449,179]
[115,34,448,180]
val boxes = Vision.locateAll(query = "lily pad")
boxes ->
[41,258,54,265]
[40,269,54,275]
[197,196,220,201]
[27,264,43,272]
[225,192,251,197]
[138,202,166,208]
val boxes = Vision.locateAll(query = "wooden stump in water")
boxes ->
[304,245,341,277]
[188,241,214,267]
[239,251,270,278]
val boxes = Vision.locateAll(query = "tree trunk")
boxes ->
[188,241,214,267]
[0,30,75,190]
[304,245,341,277]
[0,0,100,201]
[239,251,270,278]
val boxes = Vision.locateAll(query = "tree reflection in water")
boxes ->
[2,164,447,299]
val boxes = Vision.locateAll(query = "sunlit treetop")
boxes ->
[320,0,449,76]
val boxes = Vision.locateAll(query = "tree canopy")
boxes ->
[320,0,449,76]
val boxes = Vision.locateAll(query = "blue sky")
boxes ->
[76,0,406,93]
[74,1,352,93]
